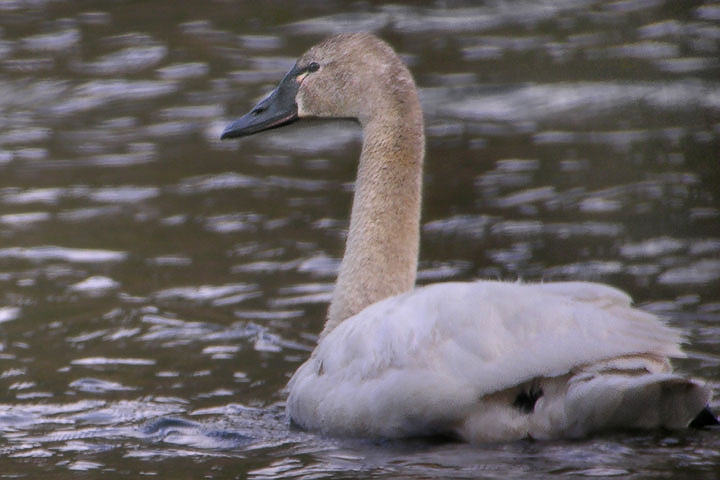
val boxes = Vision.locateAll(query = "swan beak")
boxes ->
[221,65,301,139]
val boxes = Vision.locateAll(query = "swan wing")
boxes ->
[287,280,685,437]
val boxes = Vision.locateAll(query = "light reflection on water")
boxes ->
[0,0,719,478]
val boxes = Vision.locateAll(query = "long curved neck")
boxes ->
[322,91,425,338]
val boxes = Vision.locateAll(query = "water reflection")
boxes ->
[0,0,718,478]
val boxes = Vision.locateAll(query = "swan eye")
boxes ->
[307,62,320,73]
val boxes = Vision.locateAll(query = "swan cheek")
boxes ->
[296,95,309,118]
[296,85,328,119]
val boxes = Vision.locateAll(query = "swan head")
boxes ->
[221,32,414,139]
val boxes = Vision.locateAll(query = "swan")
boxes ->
[221,32,716,442]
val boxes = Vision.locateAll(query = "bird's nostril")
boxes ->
[252,106,266,116]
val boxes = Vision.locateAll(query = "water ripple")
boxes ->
[620,237,686,258]
[71,357,156,366]
[438,81,720,124]
[0,246,127,263]
[284,12,390,34]
[152,283,257,303]
[2,187,63,204]
[0,307,20,324]
[88,186,159,203]
[21,28,80,52]
[72,45,168,75]
[424,215,493,238]
[69,276,121,295]
[659,260,720,286]
[175,172,261,194]
[157,62,209,80]
[69,378,136,393]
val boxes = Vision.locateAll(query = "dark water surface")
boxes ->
[1,0,719,478]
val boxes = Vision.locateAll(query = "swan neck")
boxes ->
[323,96,424,337]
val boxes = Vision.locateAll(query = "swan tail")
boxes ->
[564,370,712,437]
[456,354,713,443]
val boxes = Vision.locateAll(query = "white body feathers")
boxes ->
[288,281,710,441]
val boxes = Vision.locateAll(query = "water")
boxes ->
[0,0,719,478]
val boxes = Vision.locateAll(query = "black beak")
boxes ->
[221,65,302,139]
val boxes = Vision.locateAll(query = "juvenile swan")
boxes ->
[221,33,715,442]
